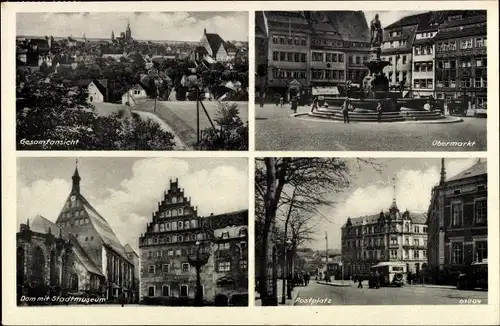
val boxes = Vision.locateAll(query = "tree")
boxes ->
[198,102,248,150]
[16,73,176,150]
[254,158,376,304]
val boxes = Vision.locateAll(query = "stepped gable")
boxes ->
[31,214,103,276]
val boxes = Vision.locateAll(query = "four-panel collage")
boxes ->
[5,1,495,323]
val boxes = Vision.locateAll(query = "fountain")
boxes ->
[308,14,447,122]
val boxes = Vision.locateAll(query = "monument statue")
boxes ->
[370,14,383,48]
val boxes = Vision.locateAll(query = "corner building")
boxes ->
[427,160,487,276]
[341,194,428,277]
[139,179,248,304]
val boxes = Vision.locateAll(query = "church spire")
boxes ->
[389,174,398,211]
[439,158,446,185]
[71,159,81,194]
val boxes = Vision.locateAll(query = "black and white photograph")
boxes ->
[16,12,249,150]
[255,10,487,151]
[16,157,249,306]
[255,157,488,306]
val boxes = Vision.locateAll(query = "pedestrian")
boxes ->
[342,99,351,123]
[279,96,284,107]
[311,96,319,113]
[407,272,413,285]
[376,101,383,122]
[291,96,298,113]
[119,292,126,307]
[358,276,363,289]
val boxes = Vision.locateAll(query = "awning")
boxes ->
[312,86,340,96]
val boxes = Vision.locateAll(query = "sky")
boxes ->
[17,157,249,252]
[364,11,427,28]
[300,158,484,251]
[16,12,249,42]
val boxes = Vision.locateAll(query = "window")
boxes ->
[273,52,279,61]
[162,285,170,297]
[176,249,181,256]
[166,210,171,217]
[178,221,183,230]
[301,53,306,62]
[390,250,398,259]
[182,263,190,272]
[404,249,409,259]
[475,241,487,262]
[148,286,155,297]
[287,52,293,62]
[414,250,420,259]
[180,285,188,297]
[452,242,463,264]
[475,37,485,48]
[222,232,229,239]
[162,264,170,273]
[157,250,162,258]
[475,199,487,224]
[179,208,184,216]
[154,237,158,244]
[279,52,286,61]
[148,265,155,274]
[218,261,231,272]
[240,260,248,270]
[390,236,398,245]
[451,202,463,227]
[159,223,165,232]
[184,220,189,229]
[168,249,173,256]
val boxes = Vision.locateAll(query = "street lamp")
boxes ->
[153,76,161,113]
[187,240,210,306]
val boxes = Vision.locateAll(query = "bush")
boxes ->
[197,102,248,150]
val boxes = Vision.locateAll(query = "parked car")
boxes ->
[457,260,488,290]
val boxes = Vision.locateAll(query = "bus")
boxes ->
[457,260,488,290]
[370,262,407,287]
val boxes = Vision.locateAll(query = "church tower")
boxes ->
[111,30,115,42]
[126,21,132,41]
[71,159,81,194]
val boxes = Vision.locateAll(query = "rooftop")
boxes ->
[446,160,486,183]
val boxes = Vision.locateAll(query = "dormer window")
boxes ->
[239,229,247,237]
[222,232,229,239]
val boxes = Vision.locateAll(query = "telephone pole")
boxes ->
[325,231,328,281]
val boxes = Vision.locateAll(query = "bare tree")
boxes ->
[255,157,377,305]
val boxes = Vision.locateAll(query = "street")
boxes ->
[255,104,487,151]
[136,100,249,146]
[293,281,488,305]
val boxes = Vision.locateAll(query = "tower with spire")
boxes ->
[439,158,446,185]
[71,159,81,194]
[389,175,399,213]
[125,21,132,41]
[111,30,115,42]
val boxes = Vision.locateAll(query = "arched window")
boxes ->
[172,197,177,204]
[180,285,188,297]
[178,235,184,242]
[172,210,178,217]
[166,210,171,217]
[162,285,170,297]
[178,221,183,229]
[184,220,189,229]
[148,285,155,297]
[179,208,184,216]
[50,250,58,284]
[31,246,45,283]
[70,274,78,291]
[166,236,171,243]
[239,228,247,237]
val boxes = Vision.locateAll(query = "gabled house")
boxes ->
[88,79,109,103]
[122,84,148,106]
[200,29,238,62]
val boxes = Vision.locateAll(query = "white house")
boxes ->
[87,81,105,103]
[122,84,148,106]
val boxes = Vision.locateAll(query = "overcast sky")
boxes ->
[299,158,484,251]
[17,157,248,252]
[16,12,249,42]
[364,11,427,28]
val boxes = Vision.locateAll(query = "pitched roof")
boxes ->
[265,11,309,25]
[78,195,131,263]
[255,11,268,38]
[325,11,370,43]
[434,25,486,40]
[124,244,138,257]
[386,10,486,30]
[446,160,487,183]
[91,79,108,96]
[30,215,103,276]
[342,210,427,227]
[205,33,225,56]
[207,209,248,230]
[224,41,237,52]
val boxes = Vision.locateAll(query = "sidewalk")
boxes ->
[254,280,298,306]
[406,283,457,290]
[316,280,352,287]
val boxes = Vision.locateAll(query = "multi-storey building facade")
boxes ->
[307,12,346,88]
[265,11,311,100]
[341,194,428,277]
[255,11,269,99]
[434,13,487,108]
[17,164,136,303]
[411,28,438,97]
[427,159,487,275]
[139,179,248,304]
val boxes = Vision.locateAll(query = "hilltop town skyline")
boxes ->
[16,12,249,42]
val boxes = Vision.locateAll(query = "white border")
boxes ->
[2,1,499,325]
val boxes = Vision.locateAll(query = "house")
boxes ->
[121,84,148,106]
[88,79,109,103]
[200,29,238,62]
